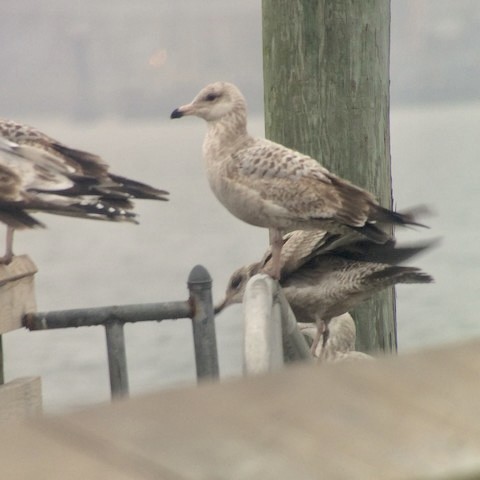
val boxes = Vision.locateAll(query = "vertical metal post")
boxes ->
[105,320,129,399]
[187,265,219,380]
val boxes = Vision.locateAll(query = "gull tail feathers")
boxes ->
[108,174,169,201]
[337,237,440,265]
[366,266,434,287]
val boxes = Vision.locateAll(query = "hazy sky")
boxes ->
[1,0,478,118]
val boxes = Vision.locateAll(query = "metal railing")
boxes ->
[22,268,312,401]
[23,265,219,399]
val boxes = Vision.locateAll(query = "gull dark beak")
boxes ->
[170,102,195,119]
[170,108,184,119]
[214,297,228,315]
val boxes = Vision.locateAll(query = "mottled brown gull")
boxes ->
[0,119,169,263]
[215,229,435,354]
[171,82,424,279]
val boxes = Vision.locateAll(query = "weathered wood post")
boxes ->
[262,0,396,353]
[0,255,42,420]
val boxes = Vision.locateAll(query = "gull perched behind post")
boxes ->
[298,314,373,362]
[0,119,169,263]
[215,230,435,355]
[171,81,424,279]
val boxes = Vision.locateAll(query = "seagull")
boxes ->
[297,314,373,362]
[0,119,169,263]
[171,82,425,279]
[215,230,435,355]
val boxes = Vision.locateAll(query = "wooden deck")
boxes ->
[1,339,480,479]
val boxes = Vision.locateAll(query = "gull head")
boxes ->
[170,82,246,122]
[214,262,260,314]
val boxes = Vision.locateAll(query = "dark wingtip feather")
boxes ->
[350,222,392,244]
[108,174,169,201]
[374,204,432,229]
[21,197,139,225]
[367,266,434,285]
[50,144,169,201]
[72,199,139,223]
[0,208,46,229]
[338,237,441,265]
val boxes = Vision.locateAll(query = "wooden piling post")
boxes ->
[262,0,396,353]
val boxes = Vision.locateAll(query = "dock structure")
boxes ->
[1,339,480,479]
[0,255,37,335]
[0,255,41,421]
[0,258,476,478]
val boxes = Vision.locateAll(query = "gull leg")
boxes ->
[310,319,326,357]
[262,228,283,280]
[321,324,330,349]
[318,322,333,361]
[0,226,15,264]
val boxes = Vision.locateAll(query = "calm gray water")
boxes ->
[4,103,479,412]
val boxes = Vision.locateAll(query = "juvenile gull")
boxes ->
[215,230,435,355]
[0,119,169,263]
[171,82,424,279]
[298,314,373,362]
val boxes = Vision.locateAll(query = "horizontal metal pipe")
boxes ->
[24,301,191,330]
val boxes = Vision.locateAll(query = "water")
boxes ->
[4,103,479,412]
[391,102,480,348]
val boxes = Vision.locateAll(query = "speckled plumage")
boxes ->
[0,119,169,262]
[215,229,434,356]
[171,82,423,278]
[0,120,110,178]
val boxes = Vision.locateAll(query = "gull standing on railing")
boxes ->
[216,230,435,355]
[171,82,426,279]
[0,119,169,263]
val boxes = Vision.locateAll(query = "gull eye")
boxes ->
[229,274,243,290]
[205,92,219,102]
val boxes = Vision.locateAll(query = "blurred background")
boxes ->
[1,0,478,412]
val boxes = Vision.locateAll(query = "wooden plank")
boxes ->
[1,340,480,479]
[0,255,37,334]
[0,377,42,422]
